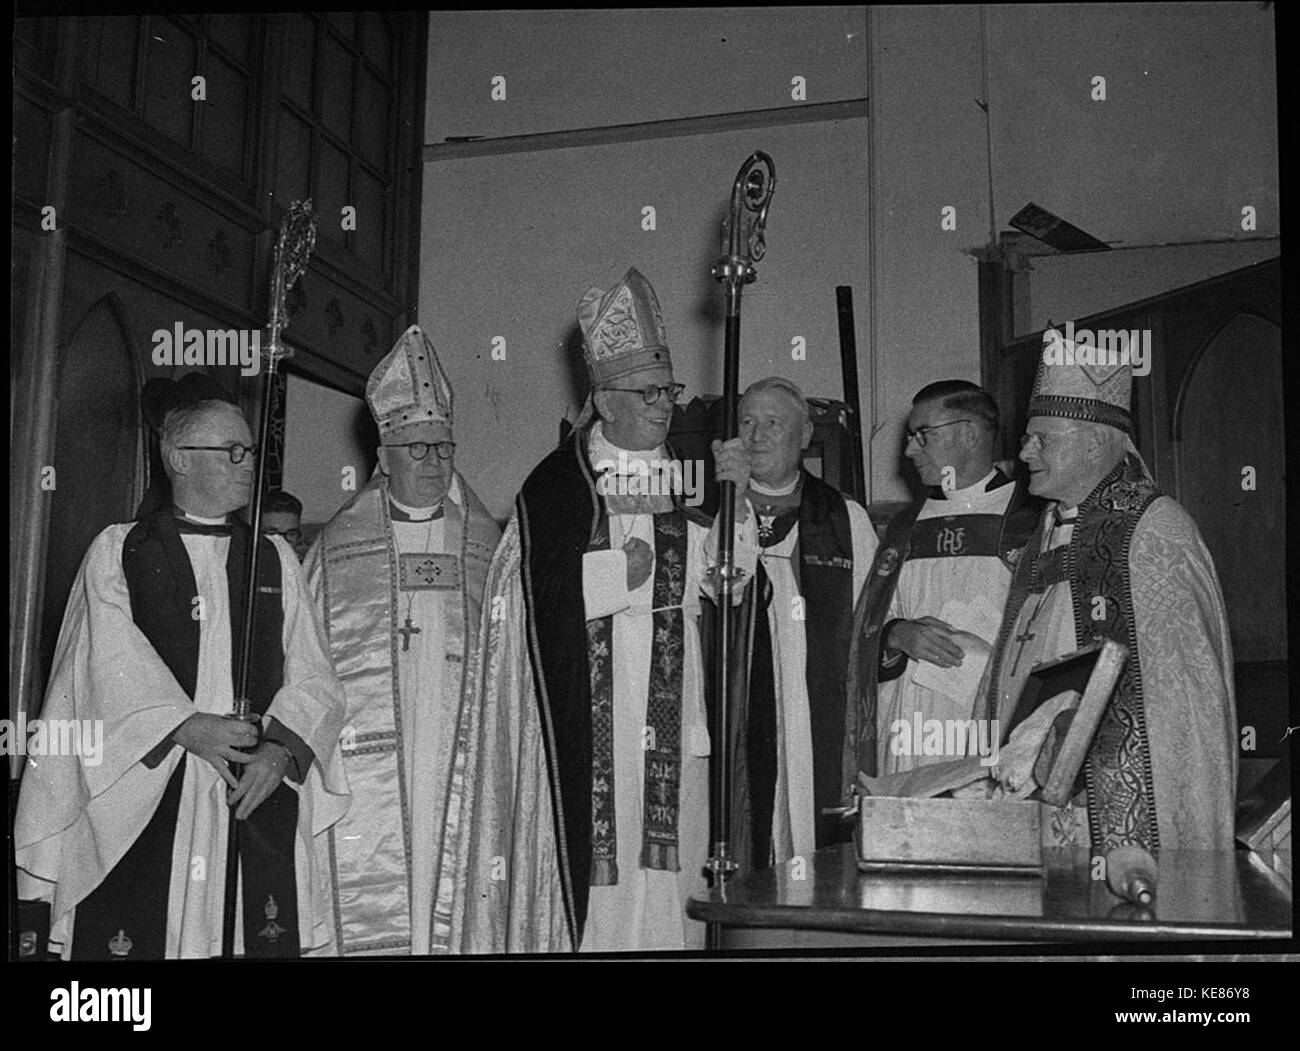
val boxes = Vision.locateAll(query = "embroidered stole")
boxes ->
[316,477,493,953]
[986,456,1161,853]
[586,507,688,884]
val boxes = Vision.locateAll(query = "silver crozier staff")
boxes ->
[221,199,318,959]
[706,153,775,951]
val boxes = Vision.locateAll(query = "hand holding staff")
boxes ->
[221,199,317,958]
[705,154,774,949]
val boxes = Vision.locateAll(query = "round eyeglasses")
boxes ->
[387,441,456,461]
[176,443,258,465]
[602,383,687,406]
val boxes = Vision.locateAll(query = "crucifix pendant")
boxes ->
[1009,627,1036,678]
[398,616,421,652]
[1008,589,1052,678]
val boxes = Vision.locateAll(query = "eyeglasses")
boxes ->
[387,441,456,461]
[1019,425,1089,451]
[263,527,303,544]
[903,420,971,448]
[602,383,687,406]
[176,443,258,464]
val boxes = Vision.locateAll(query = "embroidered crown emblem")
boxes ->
[109,929,133,958]
[258,895,287,944]
[876,548,900,577]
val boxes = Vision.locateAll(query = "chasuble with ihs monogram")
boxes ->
[304,470,498,954]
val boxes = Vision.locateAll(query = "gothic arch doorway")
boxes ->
[37,295,144,700]
[1174,312,1285,666]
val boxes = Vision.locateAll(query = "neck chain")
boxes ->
[1008,521,1073,679]
[400,510,439,648]
[1008,587,1054,680]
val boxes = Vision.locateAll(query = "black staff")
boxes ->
[706,153,775,951]
[221,200,317,958]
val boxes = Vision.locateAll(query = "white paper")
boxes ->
[857,756,987,799]
[909,628,992,703]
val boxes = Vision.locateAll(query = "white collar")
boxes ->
[389,475,460,520]
[751,475,800,497]
[588,419,665,462]
[177,509,227,525]
[940,468,999,501]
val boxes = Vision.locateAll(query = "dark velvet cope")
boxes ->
[518,427,712,947]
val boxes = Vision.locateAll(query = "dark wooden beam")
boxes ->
[422,98,870,161]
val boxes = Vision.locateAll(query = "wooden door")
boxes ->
[1175,313,1285,666]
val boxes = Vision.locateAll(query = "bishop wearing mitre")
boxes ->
[304,326,501,954]
[451,268,756,953]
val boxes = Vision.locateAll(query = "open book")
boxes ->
[858,689,1080,800]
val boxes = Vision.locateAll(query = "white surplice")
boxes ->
[15,524,350,958]
[877,470,1016,773]
[757,493,877,864]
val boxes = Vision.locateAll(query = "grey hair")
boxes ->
[1089,421,1129,456]
[159,400,242,459]
[741,376,810,427]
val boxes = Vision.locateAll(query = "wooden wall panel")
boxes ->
[11,12,428,717]
[66,129,260,316]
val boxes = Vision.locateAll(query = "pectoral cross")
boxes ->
[1008,590,1051,678]
[1009,625,1036,678]
[398,616,421,652]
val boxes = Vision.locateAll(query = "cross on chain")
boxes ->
[1009,591,1052,678]
[398,616,422,652]
[1009,626,1036,678]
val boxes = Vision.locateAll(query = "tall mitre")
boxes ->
[365,324,454,440]
[577,267,673,384]
[1029,333,1154,478]
[1029,333,1133,434]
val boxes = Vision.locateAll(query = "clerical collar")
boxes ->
[930,468,1002,502]
[389,494,444,522]
[588,419,664,462]
[175,509,228,526]
[751,474,800,498]
[173,507,232,536]
[1051,503,1079,525]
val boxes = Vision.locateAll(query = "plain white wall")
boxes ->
[864,5,989,500]
[426,7,868,141]
[421,120,871,520]
[985,3,1279,248]
[407,4,1279,516]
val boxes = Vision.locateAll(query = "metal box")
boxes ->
[855,795,1043,874]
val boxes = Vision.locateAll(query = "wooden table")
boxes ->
[687,845,1292,947]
